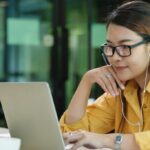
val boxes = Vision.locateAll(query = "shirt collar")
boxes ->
[124,80,138,95]
[123,80,140,120]
[124,80,150,94]
[123,80,150,120]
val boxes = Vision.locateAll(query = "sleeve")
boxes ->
[60,93,116,133]
[134,131,150,150]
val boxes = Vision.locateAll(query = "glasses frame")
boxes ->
[100,35,150,57]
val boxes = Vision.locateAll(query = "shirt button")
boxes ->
[143,104,147,109]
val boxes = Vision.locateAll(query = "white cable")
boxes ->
[143,51,150,93]
[120,92,141,132]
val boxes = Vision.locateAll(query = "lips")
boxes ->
[114,66,128,71]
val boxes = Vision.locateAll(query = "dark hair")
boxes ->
[106,1,150,37]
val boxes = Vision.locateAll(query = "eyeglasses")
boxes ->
[100,39,150,57]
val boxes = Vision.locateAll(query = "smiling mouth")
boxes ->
[114,66,128,71]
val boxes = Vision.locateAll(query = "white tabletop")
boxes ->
[0,128,10,137]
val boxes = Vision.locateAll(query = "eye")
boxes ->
[116,45,131,56]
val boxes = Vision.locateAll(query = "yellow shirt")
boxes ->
[60,80,150,150]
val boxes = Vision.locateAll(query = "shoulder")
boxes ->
[90,93,120,108]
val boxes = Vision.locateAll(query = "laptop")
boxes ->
[0,82,68,150]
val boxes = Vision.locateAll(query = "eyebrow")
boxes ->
[106,39,133,44]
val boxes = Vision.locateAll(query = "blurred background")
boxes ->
[0,0,149,127]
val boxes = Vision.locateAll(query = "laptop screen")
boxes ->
[0,82,65,150]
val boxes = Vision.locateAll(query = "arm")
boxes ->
[65,73,92,124]
[65,66,125,124]
[63,131,140,150]
[108,133,140,150]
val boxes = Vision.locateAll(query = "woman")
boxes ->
[60,1,150,150]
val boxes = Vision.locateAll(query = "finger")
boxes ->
[65,132,84,145]
[63,132,76,145]
[63,130,80,138]
[108,67,125,90]
[98,66,117,95]
[71,138,85,150]
[104,73,119,95]
[101,74,116,96]
[71,138,96,150]
[63,132,72,139]
[97,78,109,94]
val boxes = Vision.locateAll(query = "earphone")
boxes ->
[120,92,143,132]
[102,53,110,65]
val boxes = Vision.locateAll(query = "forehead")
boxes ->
[106,23,142,42]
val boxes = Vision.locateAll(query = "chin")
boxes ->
[117,75,131,83]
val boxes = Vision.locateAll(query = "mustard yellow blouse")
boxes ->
[60,80,150,150]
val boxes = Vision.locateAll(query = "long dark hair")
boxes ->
[106,1,150,132]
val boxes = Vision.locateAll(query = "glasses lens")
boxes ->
[100,44,131,57]
[116,45,131,56]
[103,45,113,56]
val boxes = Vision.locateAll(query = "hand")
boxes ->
[83,65,125,96]
[63,130,112,150]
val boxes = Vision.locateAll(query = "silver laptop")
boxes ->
[0,82,66,150]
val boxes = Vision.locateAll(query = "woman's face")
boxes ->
[106,23,150,82]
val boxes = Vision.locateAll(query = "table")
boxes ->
[0,128,10,137]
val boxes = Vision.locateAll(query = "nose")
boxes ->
[111,49,122,61]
